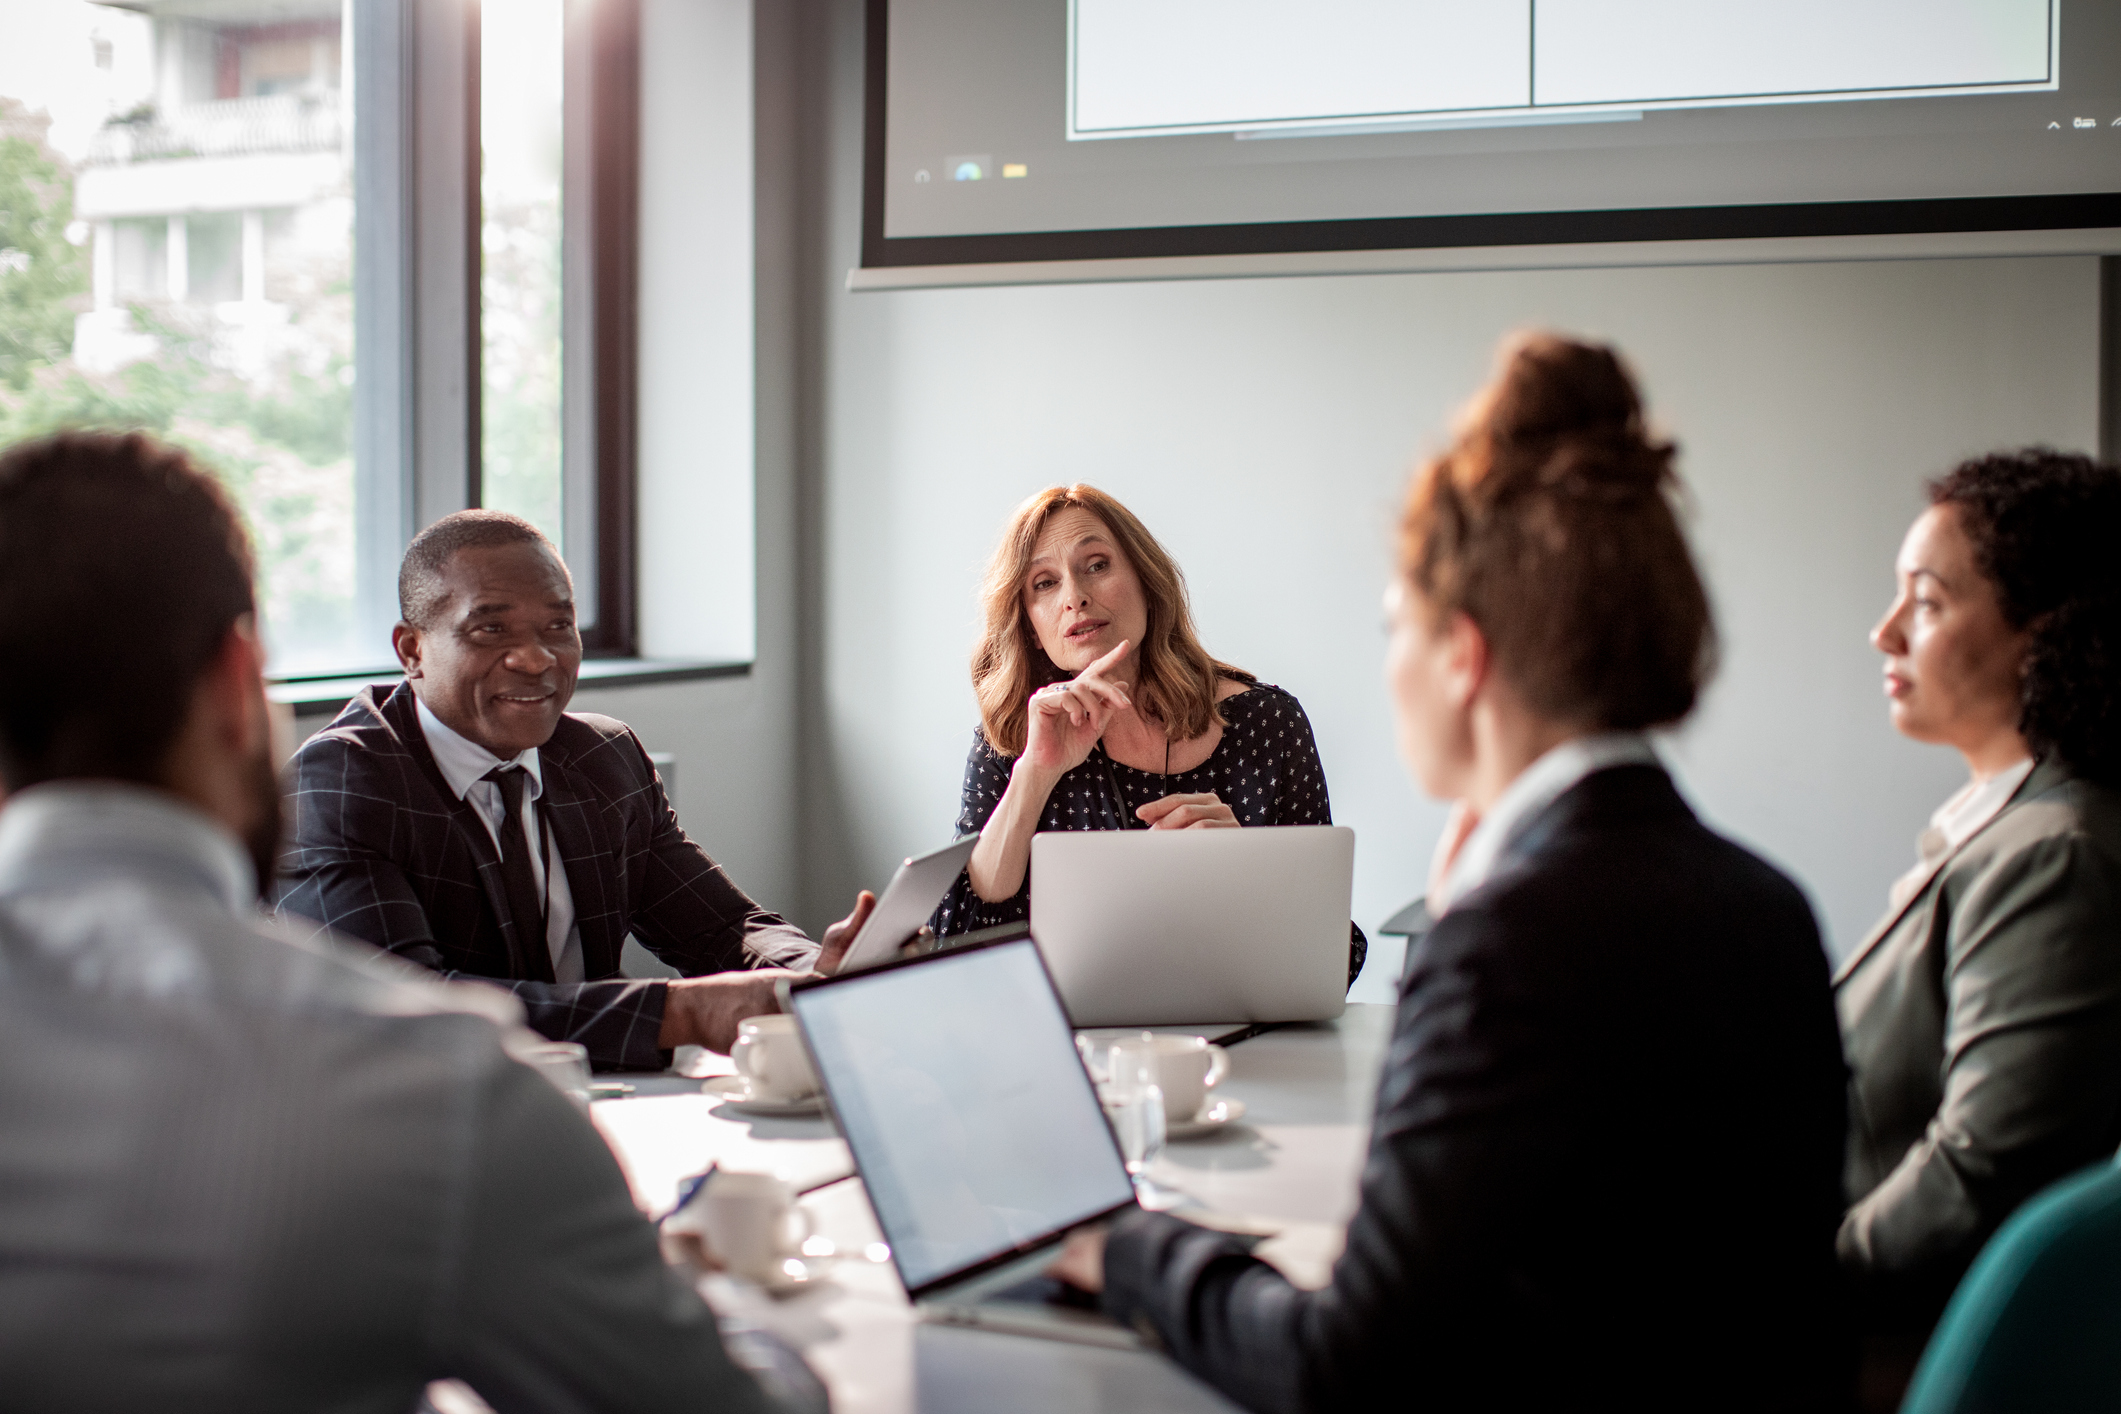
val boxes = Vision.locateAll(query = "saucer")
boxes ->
[702,1075,828,1118]
[746,1255,824,1297]
[1166,1097,1246,1140]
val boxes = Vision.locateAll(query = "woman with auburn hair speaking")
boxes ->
[932,484,1364,981]
[1049,334,1850,1411]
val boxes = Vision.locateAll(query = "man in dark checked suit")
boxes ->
[277,510,875,1071]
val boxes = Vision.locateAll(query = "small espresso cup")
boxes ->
[730,1015,820,1103]
[1107,1034,1229,1123]
[672,1169,813,1283]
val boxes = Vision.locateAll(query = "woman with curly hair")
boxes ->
[1838,448,2121,1401]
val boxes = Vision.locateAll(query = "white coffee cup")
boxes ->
[730,1015,820,1103]
[1107,1034,1230,1122]
[670,1169,813,1283]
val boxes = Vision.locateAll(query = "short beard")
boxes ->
[242,740,285,903]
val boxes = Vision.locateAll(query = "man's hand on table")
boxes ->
[1048,1224,1108,1294]
[656,891,884,1053]
[657,971,800,1053]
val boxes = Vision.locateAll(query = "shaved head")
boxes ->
[398,511,562,630]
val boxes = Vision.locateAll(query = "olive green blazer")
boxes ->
[1835,756,2121,1325]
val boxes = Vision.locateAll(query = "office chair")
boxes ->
[1377,897,1431,990]
[1899,1157,2121,1413]
[1378,897,1431,941]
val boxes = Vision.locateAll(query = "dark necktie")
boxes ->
[483,764,555,983]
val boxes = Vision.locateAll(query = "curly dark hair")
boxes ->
[1929,448,2121,787]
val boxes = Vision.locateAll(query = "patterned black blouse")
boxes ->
[929,684,1366,981]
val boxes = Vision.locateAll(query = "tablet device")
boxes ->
[835,836,979,973]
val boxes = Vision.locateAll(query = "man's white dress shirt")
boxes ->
[1432,733,1662,917]
[416,697,585,983]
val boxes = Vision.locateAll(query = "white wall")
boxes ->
[570,674,797,912]
[637,0,756,663]
[799,0,2103,998]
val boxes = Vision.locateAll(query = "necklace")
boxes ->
[1099,732,1172,829]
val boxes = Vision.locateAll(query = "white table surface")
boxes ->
[588,1004,1395,1414]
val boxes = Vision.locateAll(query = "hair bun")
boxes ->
[1482,333,1641,443]
[1460,333,1672,501]
[1400,332,1714,732]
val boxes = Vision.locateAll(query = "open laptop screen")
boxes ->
[788,938,1136,1295]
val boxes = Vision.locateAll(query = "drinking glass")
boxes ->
[514,1040,594,1111]
[1075,1034,1111,1086]
[1105,1044,1167,1181]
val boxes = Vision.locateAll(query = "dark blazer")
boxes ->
[1836,756,2121,1331]
[276,683,814,1071]
[1102,765,1852,1413]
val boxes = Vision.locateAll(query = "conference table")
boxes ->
[588,1003,1396,1414]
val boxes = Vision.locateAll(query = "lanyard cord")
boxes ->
[1099,733,1173,830]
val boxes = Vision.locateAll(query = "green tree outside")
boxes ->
[0,100,359,669]
[0,120,89,391]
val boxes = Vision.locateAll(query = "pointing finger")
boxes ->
[1087,640,1132,678]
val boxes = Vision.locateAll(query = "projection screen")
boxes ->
[860,0,2121,279]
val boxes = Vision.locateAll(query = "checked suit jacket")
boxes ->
[276,683,815,1071]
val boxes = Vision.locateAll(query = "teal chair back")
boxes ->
[1900,1158,2121,1413]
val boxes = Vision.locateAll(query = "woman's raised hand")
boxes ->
[1136,792,1239,830]
[1024,640,1133,779]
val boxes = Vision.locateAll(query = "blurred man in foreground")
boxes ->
[0,432,792,1411]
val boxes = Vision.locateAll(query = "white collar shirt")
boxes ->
[0,783,770,1409]
[1886,756,2037,912]
[0,780,257,923]
[1432,732,1662,918]
[415,697,583,984]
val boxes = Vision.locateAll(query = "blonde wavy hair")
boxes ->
[973,484,1252,757]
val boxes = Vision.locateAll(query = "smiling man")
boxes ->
[278,511,871,1069]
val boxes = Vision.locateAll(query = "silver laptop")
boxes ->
[1030,825,1354,1028]
[786,937,1141,1348]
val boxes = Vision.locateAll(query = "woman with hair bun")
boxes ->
[1050,334,1851,1412]
[1838,449,2121,1401]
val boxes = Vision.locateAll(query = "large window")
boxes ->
[0,0,642,677]
[477,0,640,656]
[480,0,564,544]
[1,0,359,675]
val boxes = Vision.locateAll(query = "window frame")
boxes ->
[562,0,640,656]
[313,0,641,683]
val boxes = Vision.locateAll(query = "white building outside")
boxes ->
[72,0,349,388]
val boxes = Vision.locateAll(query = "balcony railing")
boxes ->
[84,94,343,167]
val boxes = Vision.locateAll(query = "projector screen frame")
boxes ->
[858,0,2121,278]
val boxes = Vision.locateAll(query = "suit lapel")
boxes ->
[539,748,623,978]
[1832,757,2064,986]
[380,683,543,980]
[1832,868,1941,987]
